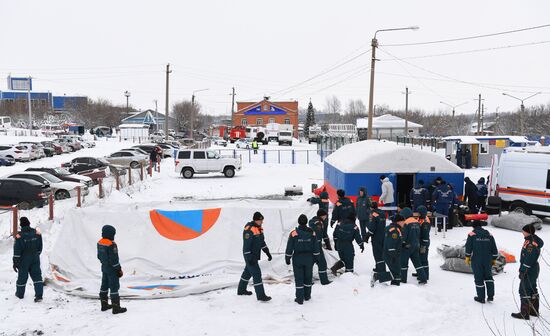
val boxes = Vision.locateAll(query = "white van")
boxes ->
[0,116,12,129]
[493,147,550,217]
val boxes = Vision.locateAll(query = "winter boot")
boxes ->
[530,296,540,317]
[474,296,485,304]
[99,295,113,311]
[330,260,345,276]
[511,300,530,320]
[112,297,127,314]
[323,238,332,251]
[294,298,303,305]
[412,273,418,277]
[257,295,272,302]
[237,289,253,296]
[487,297,494,302]
[391,280,400,286]
[34,297,43,303]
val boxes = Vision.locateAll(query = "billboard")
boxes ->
[7,76,32,91]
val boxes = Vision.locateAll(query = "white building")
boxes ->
[356,114,423,140]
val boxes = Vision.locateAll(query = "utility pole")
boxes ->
[153,99,158,132]
[191,94,195,140]
[403,87,410,136]
[27,76,32,134]
[230,87,236,126]
[502,92,541,135]
[367,39,378,140]
[476,94,482,135]
[481,103,485,135]
[164,63,171,141]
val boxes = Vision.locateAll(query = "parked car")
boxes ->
[105,151,149,168]
[4,171,88,200]
[18,144,40,160]
[0,144,32,162]
[213,138,228,147]
[0,178,50,209]
[145,143,174,158]
[0,155,15,166]
[235,139,251,149]
[54,138,81,152]
[180,138,195,147]
[175,149,241,179]
[26,167,94,187]
[63,156,109,173]
[132,144,158,154]
[20,142,48,158]
[121,148,149,156]
[42,141,63,155]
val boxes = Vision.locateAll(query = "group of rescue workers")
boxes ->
[10,173,543,319]
[237,183,544,320]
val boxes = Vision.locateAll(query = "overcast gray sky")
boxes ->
[2,0,549,118]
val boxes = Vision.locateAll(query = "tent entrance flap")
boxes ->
[396,174,414,207]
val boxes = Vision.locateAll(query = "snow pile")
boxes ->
[324,139,462,173]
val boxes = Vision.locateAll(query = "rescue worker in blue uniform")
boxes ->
[432,182,456,224]
[13,217,43,302]
[456,144,463,168]
[308,209,331,285]
[399,208,427,284]
[371,214,404,286]
[238,212,272,301]
[464,148,472,169]
[286,214,320,304]
[365,202,386,274]
[356,186,372,242]
[476,177,488,211]
[465,220,498,304]
[464,177,479,213]
[410,180,428,211]
[417,206,431,280]
[97,225,127,314]
[330,189,355,228]
[330,211,364,274]
[512,224,544,320]
[308,190,332,250]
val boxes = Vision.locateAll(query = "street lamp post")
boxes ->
[367,26,419,139]
[124,91,131,117]
[190,88,209,139]
[440,101,468,119]
[502,92,542,135]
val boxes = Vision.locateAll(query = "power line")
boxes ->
[307,67,370,95]
[378,40,550,61]
[378,47,550,95]
[269,49,371,98]
[380,23,550,47]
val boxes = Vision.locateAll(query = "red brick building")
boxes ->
[233,98,299,137]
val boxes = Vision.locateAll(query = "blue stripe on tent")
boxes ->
[129,284,178,289]
[324,162,464,197]
[156,210,204,233]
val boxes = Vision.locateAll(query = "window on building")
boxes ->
[284,118,290,124]
[263,104,269,111]
[268,118,275,124]
[480,142,489,154]
[241,119,248,126]
[256,118,263,125]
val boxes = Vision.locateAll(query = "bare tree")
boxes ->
[325,95,342,115]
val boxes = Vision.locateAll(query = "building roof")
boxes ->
[118,123,151,128]
[356,114,423,129]
[442,135,529,144]
[121,110,172,124]
[325,140,462,173]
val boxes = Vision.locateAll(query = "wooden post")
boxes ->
[149,161,153,177]
[12,205,18,237]
[48,194,54,220]
[140,163,144,181]
[128,168,132,185]
[157,159,160,173]
[77,186,82,207]
[116,174,120,190]
[98,178,104,199]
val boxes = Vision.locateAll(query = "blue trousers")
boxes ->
[100,271,120,300]
[16,256,43,299]
[472,261,494,300]
[378,253,401,283]
[401,247,427,283]
[293,256,314,302]
[316,249,330,284]
[238,261,266,299]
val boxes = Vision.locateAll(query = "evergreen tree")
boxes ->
[304,100,316,137]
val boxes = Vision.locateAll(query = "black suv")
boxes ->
[63,157,109,174]
[0,178,51,209]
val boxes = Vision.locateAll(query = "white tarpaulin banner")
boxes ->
[48,199,336,299]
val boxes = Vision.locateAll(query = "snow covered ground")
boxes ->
[0,139,548,336]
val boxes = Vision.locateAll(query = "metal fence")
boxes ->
[394,136,444,151]
[214,148,334,164]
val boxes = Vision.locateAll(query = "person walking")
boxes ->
[238,212,272,301]
[13,217,43,302]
